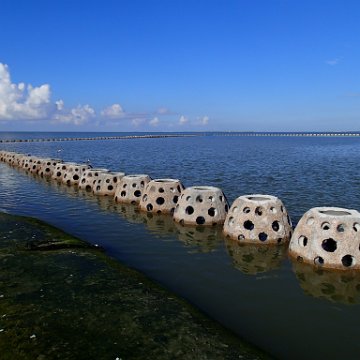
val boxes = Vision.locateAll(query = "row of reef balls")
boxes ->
[1,149,360,271]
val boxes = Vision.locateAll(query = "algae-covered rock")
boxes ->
[0,212,270,360]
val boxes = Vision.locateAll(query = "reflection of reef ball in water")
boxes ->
[225,237,286,274]
[292,261,360,304]
[223,194,292,244]
[289,207,360,270]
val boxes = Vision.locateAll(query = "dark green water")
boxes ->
[2,134,360,359]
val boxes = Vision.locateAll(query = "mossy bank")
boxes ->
[0,212,270,360]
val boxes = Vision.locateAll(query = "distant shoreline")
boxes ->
[1,131,360,143]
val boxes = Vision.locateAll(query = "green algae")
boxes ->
[0,212,270,360]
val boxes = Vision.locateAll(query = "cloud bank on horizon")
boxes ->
[0,62,208,130]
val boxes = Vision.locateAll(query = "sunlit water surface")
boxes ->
[1,134,360,359]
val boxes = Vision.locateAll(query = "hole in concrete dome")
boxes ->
[173,195,179,203]
[209,196,214,201]
[238,234,245,240]
[73,175,79,181]
[314,256,324,266]
[208,207,216,217]
[277,238,282,243]
[156,197,165,205]
[272,221,280,232]
[147,203,153,211]
[297,256,303,263]
[81,179,86,184]
[281,206,284,213]
[319,210,351,216]
[106,179,110,183]
[244,220,254,231]
[321,222,330,230]
[219,195,223,202]
[196,216,205,225]
[45,168,50,172]
[66,180,71,185]
[186,206,194,215]
[196,195,203,203]
[243,207,251,213]
[123,184,127,188]
[140,181,145,187]
[157,210,162,214]
[232,206,239,213]
[159,187,164,193]
[337,224,345,232]
[298,236,308,247]
[142,194,147,201]
[170,208,175,214]
[56,172,61,177]
[62,166,66,170]
[96,186,100,191]
[134,190,141,197]
[270,207,277,213]
[255,207,263,216]
[322,238,337,252]
[86,185,92,191]
[342,255,354,267]
[113,177,118,183]
[186,196,191,201]
[108,185,114,191]
[259,232,268,241]
[115,196,118,202]
[177,185,181,192]
[354,223,360,232]
[287,215,291,225]
[247,196,270,201]
[225,204,229,212]
[179,219,185,226]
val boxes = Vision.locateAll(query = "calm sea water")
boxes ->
[1,133,360,359]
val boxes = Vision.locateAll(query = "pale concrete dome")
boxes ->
[92,171,125,196]
[289,207,360,270]
[115,174,151,204]
[51,162,77,182]
[139,179,184,214]
[223,194,292,244]
[38,159,63,178]
[79,168,109,191]
[173,186,229,226]
[28,158,45,174]
[62,163,91,186]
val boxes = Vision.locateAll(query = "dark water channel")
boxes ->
[1,134,360,359]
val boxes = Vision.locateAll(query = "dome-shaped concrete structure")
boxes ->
[114,174,151,204]
[79,168,109,191]
[29,158,44,174]
[289,207,360,270]
[62,163,91,186]
[38,159,63,178]
[139,179,184,214]
[92,171,125,196]
[51,162,75,182]
[223,194,292,244]
[173,186,228,226]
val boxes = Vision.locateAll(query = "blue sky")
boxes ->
[0,0,359,131]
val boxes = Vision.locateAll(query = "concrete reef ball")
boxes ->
[38,159,63,178]
[115,174,152,204]
[52,162,76,182]
[92,171,125,196]
[62,163,92,186]
[289,207,360,270]
[21,155,40,171]
[223,194,292,244]
[29,158,44,174]
[173,186,229,226]
[139,179,184,214]
[79,168,109,191]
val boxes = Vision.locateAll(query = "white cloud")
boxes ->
[157,107,170,115]
[149,117,159,126]
[131,118,146,127]
[200,115,209,125]
[179,115,188,125]
[52,103,96,125]
[101,103,125,118]
[0,63,51,120]
[326,58,340,66]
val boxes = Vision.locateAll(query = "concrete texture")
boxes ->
[173,186,229,226]
[38,159,63,178]
[289,207,360,270]
[79,168,109,191]
[61,163,91,186]
[114,174,151,204]
[92,171,125,196]
[139,179,184,214]
[223,194,292,244]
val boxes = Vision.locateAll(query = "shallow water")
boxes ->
[1,134,360,359]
